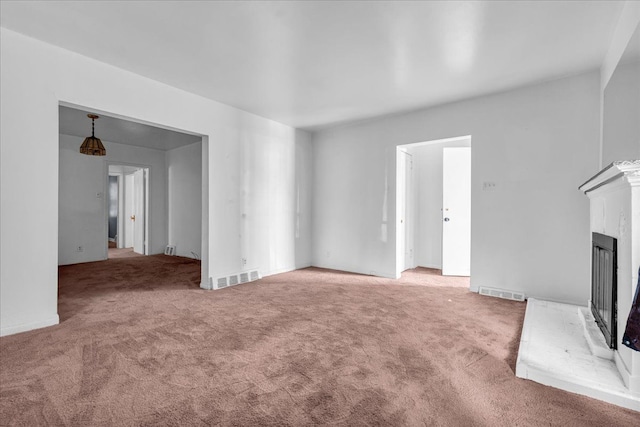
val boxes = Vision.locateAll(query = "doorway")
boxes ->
[58,103,207,289]
[397,149,415,272]
[396,136,472,279]
[108,164,149,258]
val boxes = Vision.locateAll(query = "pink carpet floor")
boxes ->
[0,256,637,426]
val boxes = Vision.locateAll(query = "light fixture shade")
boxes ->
[80,113,106,156]
[79,136,106,156]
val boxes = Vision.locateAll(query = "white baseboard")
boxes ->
[312,260,396,279]
[0,314,59,337]
[417,263,442,270]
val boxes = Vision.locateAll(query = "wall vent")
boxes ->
[217,277,228,288]
[479,287,525,302]
[214,270,261,290]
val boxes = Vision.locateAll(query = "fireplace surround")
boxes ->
[580,160,640,394]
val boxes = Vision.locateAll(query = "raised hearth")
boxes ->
[579,160,640,396]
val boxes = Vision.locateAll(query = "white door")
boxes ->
[442,147,471,276]
[397,150,407,276]
[133,169,146,255]
[404,152,414,271]
[396,149,415,275]
[124,174,135,248]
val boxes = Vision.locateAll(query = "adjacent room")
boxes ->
[1,1,639,425]
[58,105,204,265]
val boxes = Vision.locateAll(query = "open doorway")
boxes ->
[396,136,472,281]
[108,164,149,258]
[58,103,205,278]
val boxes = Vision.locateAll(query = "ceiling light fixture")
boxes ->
[79,114,106,156]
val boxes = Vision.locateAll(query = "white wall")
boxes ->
[407,139,471,269]
[603,60,640,166]
[58,134,168,265]
[312,71,600,304]
[600,1,640,168]
[0,28,312,336]
[239,130,313,276]
[167,141,202,258]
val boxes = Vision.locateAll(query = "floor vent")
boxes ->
[214,270,261,290]
[479,287,525,302]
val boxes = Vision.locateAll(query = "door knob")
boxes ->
[130,215,136,221]
[444,217,450,222]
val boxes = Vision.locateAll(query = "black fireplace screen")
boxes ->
[591,233,617,349]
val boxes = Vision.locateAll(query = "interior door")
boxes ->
[124,174,135,248]
[133,168,145,255]
[442,147,471,276]
[404,152,414,271]
[397,150,407,276]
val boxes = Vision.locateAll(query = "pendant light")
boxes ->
[79,114,106,156]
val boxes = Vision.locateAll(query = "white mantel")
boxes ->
[579,160,640,394]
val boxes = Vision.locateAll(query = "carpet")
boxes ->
[0,256,637,426]
[108,247,143,259]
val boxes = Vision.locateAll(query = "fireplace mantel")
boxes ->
[580,159,640,395]
[579,160,640,194]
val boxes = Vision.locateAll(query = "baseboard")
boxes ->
[417,263,442,270]
[0,314,59,337]
[295,261,313,271]
[312,261,396,279]
[262,266,297,277]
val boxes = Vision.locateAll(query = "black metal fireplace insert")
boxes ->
[591,232,617,349]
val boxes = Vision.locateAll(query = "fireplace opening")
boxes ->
[591,232,617,349]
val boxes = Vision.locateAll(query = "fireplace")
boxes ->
[579,159,640,395]
[591,232,617,349]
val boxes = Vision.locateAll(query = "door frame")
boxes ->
[59,100,209,291]
[105,162,151,258]
[396,135,472,279]
[396,148,415,276]
[106,172,123,247]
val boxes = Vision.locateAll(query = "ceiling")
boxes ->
[1,1,625,131]
[59,106,201,151]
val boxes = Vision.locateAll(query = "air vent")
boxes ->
[479,287,525,302]
[214,270,261,290]
[217,277,228,288]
